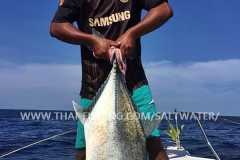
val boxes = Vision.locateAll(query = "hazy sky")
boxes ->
[0,1,239,116]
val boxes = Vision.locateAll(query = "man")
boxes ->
[50,0,173,159]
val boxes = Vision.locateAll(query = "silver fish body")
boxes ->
[73,58,161,160]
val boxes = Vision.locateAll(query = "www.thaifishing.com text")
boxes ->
[19,111,220,121]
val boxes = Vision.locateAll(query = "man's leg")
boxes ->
[147,137,169,160]
[75,148,86,160]
[75,98,92,160]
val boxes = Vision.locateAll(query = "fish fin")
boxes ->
[92,28,105,38]
[141,113,163,137]
[72,59,117,123]
[86,28,105,51]
[85,78,109,113]
[72,100,88,124]
[85,56,121,113]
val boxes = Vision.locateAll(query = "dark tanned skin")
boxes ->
[51,2,173,160]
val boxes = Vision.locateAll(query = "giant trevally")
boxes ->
[72,57,162,160]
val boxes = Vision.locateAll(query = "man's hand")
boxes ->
[92,36,120,60]
[116,30,136,60]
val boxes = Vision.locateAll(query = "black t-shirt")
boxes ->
[52,0,167,99]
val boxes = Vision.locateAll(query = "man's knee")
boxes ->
[75,148,86,160]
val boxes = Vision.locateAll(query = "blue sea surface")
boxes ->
[0,109,240,160]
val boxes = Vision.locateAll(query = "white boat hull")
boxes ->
[166,146,215,160]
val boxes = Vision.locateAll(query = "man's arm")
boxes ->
[50,22,95,46]
[128,1,173,40]
[117,2,173,59]
[50,22,120,60]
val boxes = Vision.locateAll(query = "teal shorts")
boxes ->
[75,85,160,148]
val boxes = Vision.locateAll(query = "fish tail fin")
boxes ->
[72,100,87,124]
[141,113,163,137]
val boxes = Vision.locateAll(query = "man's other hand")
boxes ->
[116,30,136,60]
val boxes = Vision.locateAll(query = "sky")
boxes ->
[0,0,240,116]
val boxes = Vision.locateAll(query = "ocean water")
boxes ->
[0,109,239,160]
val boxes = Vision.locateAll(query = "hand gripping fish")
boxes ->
[88,28,127,79]
[72,55,162,160]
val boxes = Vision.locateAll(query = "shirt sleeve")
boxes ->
[52,0,82,23]
[141,0,168,11]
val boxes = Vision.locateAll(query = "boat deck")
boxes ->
[166,146,215,160]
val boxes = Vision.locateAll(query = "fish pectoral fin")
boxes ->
[141,113,163,137]
[72,100,87,124]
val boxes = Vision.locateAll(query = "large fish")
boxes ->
[72,57,161,160]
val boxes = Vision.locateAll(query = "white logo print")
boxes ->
[148,99,155,105]
[120,0,129,3]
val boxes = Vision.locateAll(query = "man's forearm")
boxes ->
[50,22,120,60]
[128,2,173,39]
[50,22,94,46]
